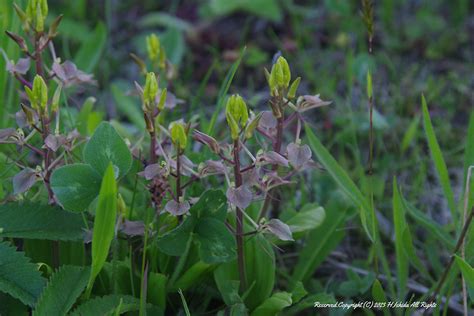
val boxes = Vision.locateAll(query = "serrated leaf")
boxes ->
[195,218,236,264]
[0,202,85,241]
[86,163,117,297]
[84,122,132,178]
[0,241,46,306]
[51,164,102,212]
[70,295,142,316]
[34,266,90,316]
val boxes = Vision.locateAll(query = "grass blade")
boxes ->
[392,178,408,299]
[85,162,117,298]
[421,94,456,219]
[305,124,375,241]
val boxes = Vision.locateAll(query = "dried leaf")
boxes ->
[287,142,312,169]
[165,200,190,216]
[13,168,38,195]
[265,219,294,241]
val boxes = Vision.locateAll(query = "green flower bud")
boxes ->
[170,122,187,150]
[225,94,248,140]
[26,0,48,32]
[51,84,61,113]
[25,75,48,113]
[287,77,301,99]
[146,34,160,63]
[268,56,291,96]
[143,72,158,110]
[245,112,262,139]
[158,88,167,111]
[13,3,30,33]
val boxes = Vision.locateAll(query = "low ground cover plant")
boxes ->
[0,0,473,315]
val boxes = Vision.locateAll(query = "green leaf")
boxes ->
[33,266,90,316]
[70,295,142,316]
[51,164,102,212]
[214,234,275,310]
[0,202,85,241]
[291,282,307,304]
[161,28,185,65]
[401,115,420,153]
[111,83,145,130]
[401,227,431,279]
[371,279,389,316]
[286,204,325,233]
[0,241,46,306]
[392,178,408,299]
[251,292,292,316]
[172,261,212,291]
[147,272,167,309]
[205,0,282,22]
[86,163,118,297]
[84,122,132,178]
[189,189,227,221]
[305,124,375,241]
[454,255,474,289]
[291,199,349,288]
[157,216,195,256]
[74,22,107,72]
[421,95,456,218]
[195,218,237,264]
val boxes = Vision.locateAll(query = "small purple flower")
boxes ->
[226,185,253,209]
[165,199,190,216]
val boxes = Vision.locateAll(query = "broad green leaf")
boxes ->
[287,205,325,233]
[291,282,307,304]
[371,279,389,316]
[51,164,102,212]
[251,292,292,316]
[147,273,167,309]
[454,255,474,289]
[421,95,456,218]
[190,189,227,221]
[161,28,185,65]
[75,22,107,72]
[392,178,408,299]
[0,241,46,306]
[157,216,195,256]
[33,266,90,316]
[86,163,117,297]
[0,202,85,241]
[291,199,349,288]
[195,218,236,264]
[70,295,162,316]
[172,261,212,291]
[84,122,132,178]
[305,125,375,241]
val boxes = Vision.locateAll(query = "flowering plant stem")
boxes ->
[232,139,247,291]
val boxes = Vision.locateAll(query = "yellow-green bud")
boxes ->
[170,122,187,150]
[158,88,167,111]
[269,56,291,96]
[245,112,262,139]
[13,3,30,33]
[26,0,48,32]
[143,72,158,110]
[225,94,248,140]
[287,77,301,99]
[146,34,160,63]
[51,84,61,112]
[25,75,48,113]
